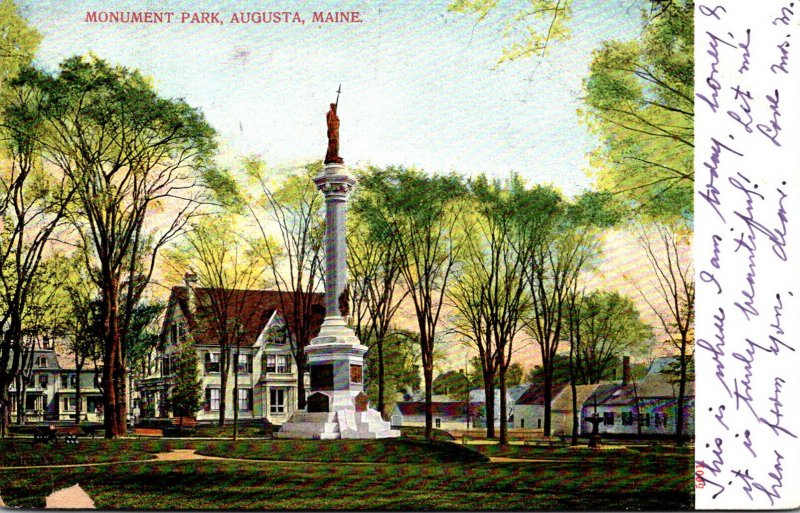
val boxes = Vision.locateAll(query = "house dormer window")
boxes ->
[265,354,290,374]
[37,356,47,368]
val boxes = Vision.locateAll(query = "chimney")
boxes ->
[622,356,631,385]
[184,270,198,313]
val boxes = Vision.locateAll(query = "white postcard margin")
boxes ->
[694,1,800,509]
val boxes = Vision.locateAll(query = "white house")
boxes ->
[7,346,103,424]
[137,281,324,426]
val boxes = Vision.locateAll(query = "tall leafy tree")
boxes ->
[0,9,72,434]
[364,329,421,415]
[451,0,694,218]
[523,193,615,436]
[0,0,41,91]
[168,214,271,433]
[348,167,410,417]
[635,220,694,443]
[166,338,202,427]
[583,1,693,218]
[358,167,467,439]
[570,290,652,384]
[26,56,219,437]
[450,175,557,443]
[248,160,325,411]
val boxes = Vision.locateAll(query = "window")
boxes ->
[161,356,171,376]
[622,412,634,426]
[654,412,668,428]
[265,354,291,374]
[60,375,68,388]
[238,388,253,411]
[603,412,615,426]
[206,388,221,411]
[38,374,48,388]
[205,352,220,373]
[269,388,286,414]
[37,356,47,368]
[70,374,77,387]
[236,353,253,373]
[435,418,441,428]
[62,397,77,411]
[638,412,651,427]
[520,419,525,428]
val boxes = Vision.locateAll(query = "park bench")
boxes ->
[170,416,198,428]
[524,436,566,448]
[33,426,82,445]
[55,426,82,445]
[133,427,163,437]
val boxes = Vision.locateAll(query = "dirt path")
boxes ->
[152,449,227,461]
[44,484,96,509]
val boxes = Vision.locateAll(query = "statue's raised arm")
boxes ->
[325,103,343,164]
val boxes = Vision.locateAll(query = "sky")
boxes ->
[18,0,643,197]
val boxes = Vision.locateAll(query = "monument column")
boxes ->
[314,165,355,321]
[277,98,398,439]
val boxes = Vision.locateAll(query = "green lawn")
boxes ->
[0,438,693,510]
[193,438,486,463]
[471,442,692,461]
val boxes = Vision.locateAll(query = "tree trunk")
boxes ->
[483,373,496,439]
[676,339,688,446]
[569,340,579,445]
[15,375,26,425]
[543,359,553,437]
[75,363,83,424]
[377,338,385,418]
[114,346,127,435]
[498,371,508,445]
[233,349,239,440]
[218,349,228,427]
[423,363,433,439]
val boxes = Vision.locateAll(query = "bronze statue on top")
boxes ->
[325,86,344,164]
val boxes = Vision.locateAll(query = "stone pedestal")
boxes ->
[278,162,398,440]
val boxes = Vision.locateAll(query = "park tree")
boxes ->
[0,8,72,433]
[25,56,219,437]
[248,159,325,411]
[522,192,615,436]
[357,166,467,439]
[432,370,470,398]
[166,338,202,427]
[8,255,67,425]
[348,167,410,417]
[450,175,557,443]
[570,290,652,384]
[364,329,421,414]
[0,0,41,91]
[450,0,694,219]
[167,214,271,436]
[125,301,165,387]
[505,362,524,387]
[583,1,693,219]
[635,219,694,443]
